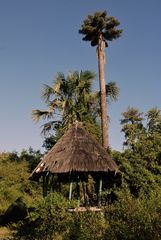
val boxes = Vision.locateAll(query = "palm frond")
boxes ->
[55,72,66,88]
[48,98,62,110]
[41,84,54,103]
[146,107,161,120]
[121,107,144,124]
[106,82,120,102]
[32,109,53,122]
[41,120,62,136]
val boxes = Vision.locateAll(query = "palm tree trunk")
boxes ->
[98,35,108,149]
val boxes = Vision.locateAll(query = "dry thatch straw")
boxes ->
[29,123,118,181]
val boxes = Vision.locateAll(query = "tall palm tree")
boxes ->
[79,11,122,149]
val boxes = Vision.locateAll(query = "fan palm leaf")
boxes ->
[32,110,53,122]
[106,82,120,102]
[41,84,55,103]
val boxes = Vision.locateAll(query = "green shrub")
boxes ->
[13,193,74,240]
[0,152,41,213]
[105,189,161,240]
[69,211,108,240]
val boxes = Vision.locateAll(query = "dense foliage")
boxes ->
[0,149,42,214]
[0,107,161,239]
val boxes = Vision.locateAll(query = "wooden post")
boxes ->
[43,172,49,197]
[43,174,45,197]
[69,181,73,201]
[98,178,102,206]
[77,176,80,207]
[82,182,87,206]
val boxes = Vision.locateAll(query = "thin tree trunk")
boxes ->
[98,35,108,149]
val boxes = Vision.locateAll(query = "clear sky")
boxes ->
[0,0,161,153]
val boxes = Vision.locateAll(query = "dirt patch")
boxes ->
[0,227,12,240]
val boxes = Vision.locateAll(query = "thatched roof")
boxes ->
[30,124,118,181]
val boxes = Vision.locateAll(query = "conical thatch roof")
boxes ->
[30,124,118,181]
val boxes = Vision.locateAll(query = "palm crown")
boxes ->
[79,11,122,47]
[32,70,119,137]
[32,71,99,134]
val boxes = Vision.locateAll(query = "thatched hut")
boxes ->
[30,123,119,206]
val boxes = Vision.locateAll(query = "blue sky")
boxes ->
[0,0,161,152]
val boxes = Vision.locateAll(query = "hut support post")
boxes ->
[43,172,49,197]
[43,174,46,197]
[98,177,102,206]
[69,181,73,201]
[77,176,80,207]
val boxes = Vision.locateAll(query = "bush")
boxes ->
[13,192,108,240]
[13,193,73,240]
[105,189,161,240]
[69,211,108,240]
[0,152,41,213]
[10,189,161,239]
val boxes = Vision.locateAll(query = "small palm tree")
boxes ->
[146,107,161,134]
[32,70,119,144]
[120,107,145,149]
[32,70,100,138]
[79,11,122,149]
